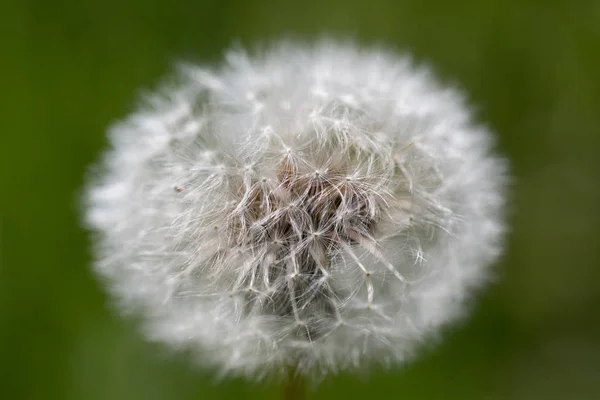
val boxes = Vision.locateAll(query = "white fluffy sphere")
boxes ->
[84,40,507,380]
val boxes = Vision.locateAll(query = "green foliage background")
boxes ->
[2,0,599,399]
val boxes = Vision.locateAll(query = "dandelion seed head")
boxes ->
[84,40,507,380]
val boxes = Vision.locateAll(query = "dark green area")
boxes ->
[2,0,599,399]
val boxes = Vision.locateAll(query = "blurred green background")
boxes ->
[2,0,599,399]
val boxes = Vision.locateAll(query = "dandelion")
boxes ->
[84,40,507,385]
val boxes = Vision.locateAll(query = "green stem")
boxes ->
[280,368,306,400]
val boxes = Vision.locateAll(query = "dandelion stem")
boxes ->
[280,368,306,400]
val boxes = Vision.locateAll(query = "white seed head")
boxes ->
[84,40,507,380]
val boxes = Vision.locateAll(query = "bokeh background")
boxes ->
[2,0,599,399]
